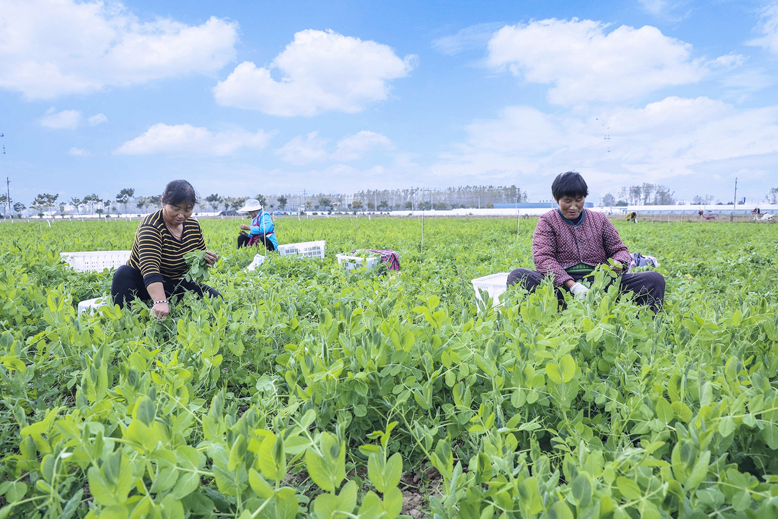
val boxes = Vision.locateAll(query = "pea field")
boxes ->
[1,216,777,519]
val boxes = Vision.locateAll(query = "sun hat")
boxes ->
[238,199,263,213]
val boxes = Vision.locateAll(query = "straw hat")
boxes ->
[238,199,262,213]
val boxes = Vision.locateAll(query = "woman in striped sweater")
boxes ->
[111,180,220,318]
[508,172,665,314]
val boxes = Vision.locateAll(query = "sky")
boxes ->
[2,0,778,207]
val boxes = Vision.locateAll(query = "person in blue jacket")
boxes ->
[236,199,278,251]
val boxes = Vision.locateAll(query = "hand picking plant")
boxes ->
[183,250,210,284]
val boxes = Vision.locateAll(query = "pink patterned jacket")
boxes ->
[533,209,632,286]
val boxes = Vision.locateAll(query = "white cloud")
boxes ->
[40,109,82,129]
[69,147,90,156]
[486,19,708,105]
[88,113,108,126]
[0,0,238,99]
[276,132,329,165]
[214,29,415,116]
[748,3,778,54]
[116,123,273,156]
[276,130,394,164]
[334,131,394,160]
[432,23,504,55]
[432,97,778,197]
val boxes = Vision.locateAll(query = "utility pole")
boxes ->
[732,177,737,222]
[5,177,9,218]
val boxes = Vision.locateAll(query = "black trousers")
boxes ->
[507,268,665,314]
[110,265,221,308]
[237,232,276,251]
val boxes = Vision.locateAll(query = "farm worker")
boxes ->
[236,198,277,251]
[507,172,665,314]
[626,211,638,223]
[110,179,220,318]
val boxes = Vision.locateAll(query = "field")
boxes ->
[0,216,777,519]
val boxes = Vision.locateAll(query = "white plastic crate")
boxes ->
[277,240,326,259]
[471,273,510,312]
[336,254,380,272]
[245,254,265,272]
[61,251,131,273]
[78,296,109,315]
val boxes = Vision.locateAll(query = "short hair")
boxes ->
[162,180,199,207]
[551,171,588,201]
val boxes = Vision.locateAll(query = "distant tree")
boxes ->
[277,196,288,210]
[32,193,59,215]
[653,186,675,205]
[136,196,148,213]
[352,200,363,211]
[0,194,10,216]
[147,195,161,207]
[254,194,267,207]
[601,193,615,207]
[367,201,375,210]
[82,193,101,214]
[318,197,332,210]
[231,197,247,211]
[405,201,413,210]
[69,197,82,215]
[692,195,715,205]
[378,200,389,210]
[205,194,222,211]
[766,187,778,204]
[58,202,66,214]
[305,200,313,210]
[13,202,25,217]
[116,188,135,213]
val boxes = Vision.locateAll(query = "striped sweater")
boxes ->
[128,210,207,286]
[533,209,632,286]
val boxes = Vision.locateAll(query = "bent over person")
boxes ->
[111,179,220,318]
[508,172,665,314]
[236,198,277,251]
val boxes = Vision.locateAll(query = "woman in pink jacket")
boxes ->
[508,172,665,313]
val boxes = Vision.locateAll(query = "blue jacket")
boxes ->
[250,211,278,248]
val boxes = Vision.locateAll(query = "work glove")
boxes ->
[570,282,589,300]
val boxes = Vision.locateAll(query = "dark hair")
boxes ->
[551,171,588,201]
[162,180,199,207]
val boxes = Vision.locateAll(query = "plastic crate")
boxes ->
[78,296,110,315]
[336,254,380,272]
[277,240,326,259]
[61,251,132,272]
[245,254,265,272]
[471,273,510,312]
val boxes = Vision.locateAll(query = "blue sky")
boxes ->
[2,0,777,206]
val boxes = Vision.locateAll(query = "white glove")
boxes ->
[570,282,589,300]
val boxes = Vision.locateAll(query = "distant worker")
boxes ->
[111,180,220,318]
[626,211,638,223]
[507,172,665,314]
[237,199,277,251]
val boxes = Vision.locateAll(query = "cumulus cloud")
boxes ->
[486,19,708,105]
[88,113,108,126]
[275,132,329,165]
[214,29,415,116]
[333,131,394,160]
[116,123,273,156]
[276,130,394,164]
[68,147,90,156]
[433,97,778,195]
[748,3,778,54]
[40,109,82,129]
[40,108,108,129]
[0,0,238,99]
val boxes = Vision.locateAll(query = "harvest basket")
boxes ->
[245,254,265,272]
[336,254,380,272]
[61,251,131,273]
[277,240,326,259]
[471,273,510,312]
[78,296,109,315]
